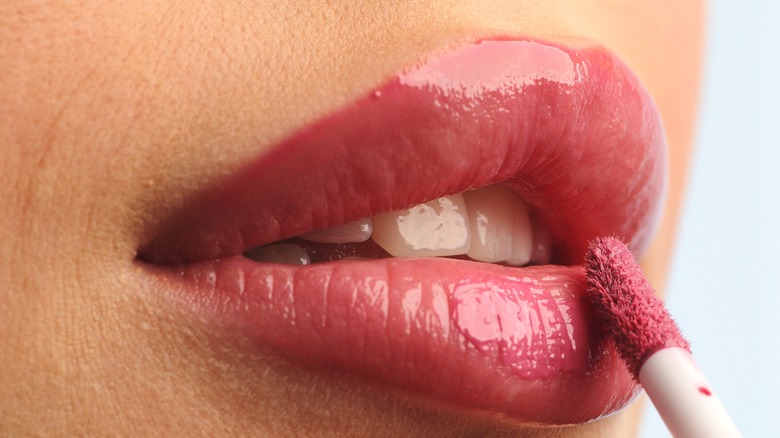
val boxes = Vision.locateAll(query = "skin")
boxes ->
[0,1,704,436]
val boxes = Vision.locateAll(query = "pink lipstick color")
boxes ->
[139,39,667,425]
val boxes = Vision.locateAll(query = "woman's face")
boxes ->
[0,1,703,436]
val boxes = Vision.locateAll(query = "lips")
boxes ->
[138,39,666,425]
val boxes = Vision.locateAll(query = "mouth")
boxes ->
[137,39,666,425]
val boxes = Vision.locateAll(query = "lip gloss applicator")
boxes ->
[585,237,741,438]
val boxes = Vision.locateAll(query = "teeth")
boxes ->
[529,219,552,265]
[372,194,471,257]
[248,185,551,266]
[300,218,373,243]
[244,243,311,265]
[463,186,533,266]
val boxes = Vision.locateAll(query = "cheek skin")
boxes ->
[0,1,703,436]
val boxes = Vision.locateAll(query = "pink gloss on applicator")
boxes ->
[585,237,741,438]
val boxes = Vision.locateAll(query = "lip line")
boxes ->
[137,37,665,425]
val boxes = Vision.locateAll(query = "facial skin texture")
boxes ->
[0,1,703,436]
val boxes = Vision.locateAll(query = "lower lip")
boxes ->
[145,257,639,424]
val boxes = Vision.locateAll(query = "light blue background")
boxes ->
[640,1,780,436]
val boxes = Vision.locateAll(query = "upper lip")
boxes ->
[138,39,666,266]
[138,38,666,425]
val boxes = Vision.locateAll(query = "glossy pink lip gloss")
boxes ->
[140,38,666,425]
[147,258,637,424]
[452,271,592,380]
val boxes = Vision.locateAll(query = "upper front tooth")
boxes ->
[371,194,471,257]
[463,185,532,266]
[300,218,373,243]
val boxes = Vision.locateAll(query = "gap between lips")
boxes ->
[244,184,553,267]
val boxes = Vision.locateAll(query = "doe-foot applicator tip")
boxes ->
[585,237,741,438]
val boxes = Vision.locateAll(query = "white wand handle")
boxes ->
[639,347,741,438]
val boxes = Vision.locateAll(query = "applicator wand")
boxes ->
[585,237,741,438]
